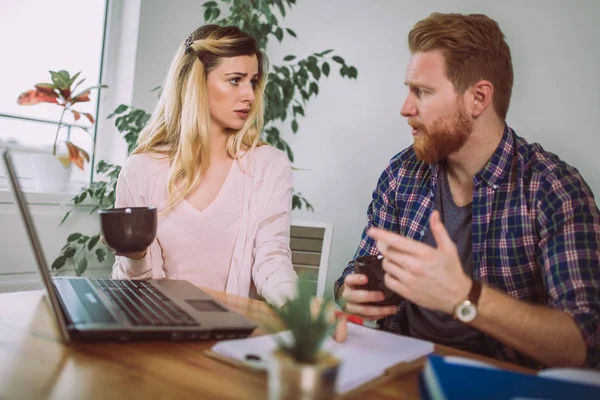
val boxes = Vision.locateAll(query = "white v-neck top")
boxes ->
[110,145,298,307]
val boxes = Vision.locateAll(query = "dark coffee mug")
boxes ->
[354,254,403,306]
[98,206,157,254]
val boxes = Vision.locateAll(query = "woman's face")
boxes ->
[206,55,259,132]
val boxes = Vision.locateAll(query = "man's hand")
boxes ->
[339,274,399,320]
[367,210,472,315]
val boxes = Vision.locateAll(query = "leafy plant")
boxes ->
[202,0,358,211]
[16,70,106,169]
[268,280,337,364]
[52,105,150,275]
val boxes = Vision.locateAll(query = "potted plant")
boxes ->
[266,280,340,400]
[16,70,105,192]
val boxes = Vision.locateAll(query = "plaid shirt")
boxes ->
[334,126,600,369]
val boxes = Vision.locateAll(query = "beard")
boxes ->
[409,104,473,164]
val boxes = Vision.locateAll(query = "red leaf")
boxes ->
[65,141,85,170]
[72,90,90,103]
[82,113,94,124]
[60,88,72,101]
[80,147,90,162]
[71,110,81,121]
[34,83,56,94]
[17,89,58,105]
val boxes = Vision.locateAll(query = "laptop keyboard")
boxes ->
[92,279,200,327]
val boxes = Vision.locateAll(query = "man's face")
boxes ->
[401,50,473,164]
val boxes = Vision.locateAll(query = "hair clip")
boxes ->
[184,35,193,54]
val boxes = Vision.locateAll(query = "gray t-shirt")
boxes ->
[404,164,490,356]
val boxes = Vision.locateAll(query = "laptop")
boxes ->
[1,148,256,343]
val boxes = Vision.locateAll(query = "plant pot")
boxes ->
[268,349,340,400]
[31,153,73,193]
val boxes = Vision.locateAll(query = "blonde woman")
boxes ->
[110,25,298,307]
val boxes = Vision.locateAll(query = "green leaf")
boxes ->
[88,235,100,251]
[211,7,220,20]
[69,71,81,87]
[59,210,72,226]
[291,119,298,133]
[293,105,304,117]
[292,195,301,209]
[285,28,297,38]
[283,55,296,61]
[322,62,330,77]
[63,247,77,258]
[78,235,90,244]
[318,49,334,56]
[202,1,217,7]
[348,66,358,79]
[274,27,283,42]
[68,233,82,242]
[96,248,107,263]
[332,55,345,65]
[50,71,68,90]
[309,82,319,95]
[51,256,67,270]
[108,104,128,118]
[77,258,88,276]
[308,63,321,80]
[203,7,211,21]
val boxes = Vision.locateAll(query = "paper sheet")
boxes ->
[210,322,434,394]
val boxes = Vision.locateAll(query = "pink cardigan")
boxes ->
[110,145,298,306]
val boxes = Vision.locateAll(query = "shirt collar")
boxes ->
[426,124,514,189]
[475,124,514,188]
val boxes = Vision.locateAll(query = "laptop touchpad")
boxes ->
[186,299,228,312]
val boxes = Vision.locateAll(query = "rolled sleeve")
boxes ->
[537,168,600,368]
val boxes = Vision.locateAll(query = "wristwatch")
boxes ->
[453,280,482,323]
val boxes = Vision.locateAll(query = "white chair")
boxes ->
[290,220,334,298]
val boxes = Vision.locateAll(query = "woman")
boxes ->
[110,25,298,307]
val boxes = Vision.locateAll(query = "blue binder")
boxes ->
[419,355,600,400]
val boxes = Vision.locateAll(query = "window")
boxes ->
[0,0,108,189]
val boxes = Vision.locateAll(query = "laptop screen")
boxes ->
[1,149,72,343]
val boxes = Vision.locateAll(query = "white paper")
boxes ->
[210,322,434,394]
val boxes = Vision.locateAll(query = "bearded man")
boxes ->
[334,12,600,370]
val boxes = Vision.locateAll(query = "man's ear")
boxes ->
[468,80,494,118]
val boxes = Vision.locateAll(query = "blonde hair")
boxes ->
[133,25,268,215]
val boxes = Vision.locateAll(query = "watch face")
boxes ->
[456,301,477,323]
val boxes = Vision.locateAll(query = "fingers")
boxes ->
[381,251,420,276]
[333,315,348,343]
[343,302,398,320]
[343,273,368,288]
[341,277,386,304]
[367,227,430,257]
[429,210,453,251]
[384,272,409,300]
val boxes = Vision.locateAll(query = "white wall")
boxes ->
[131,0,600,297]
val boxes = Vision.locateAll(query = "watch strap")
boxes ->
[468,280,482,306]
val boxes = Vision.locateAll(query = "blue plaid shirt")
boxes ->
[335,125,600,369]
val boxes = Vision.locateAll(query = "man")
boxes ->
[334,12,600,369]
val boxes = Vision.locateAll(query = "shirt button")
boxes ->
[492,184,498,190]
[420,230,425,237]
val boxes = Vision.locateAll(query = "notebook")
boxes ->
[420,354,600,400]
[209,322,434,394]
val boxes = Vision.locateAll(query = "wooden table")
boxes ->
[0,289,533,399]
